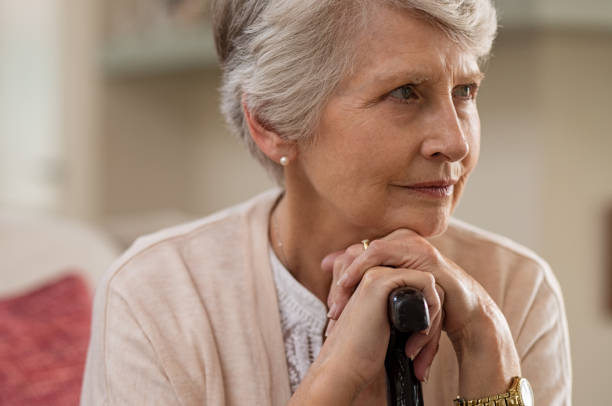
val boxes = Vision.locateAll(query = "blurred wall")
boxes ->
[61,0,104,222]
[101,70,273,218]
[0,0,102,220]
[0,1,63,211]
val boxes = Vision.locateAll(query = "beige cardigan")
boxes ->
[80,189,572,405]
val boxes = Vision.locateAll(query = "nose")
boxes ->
[420,97,470,162]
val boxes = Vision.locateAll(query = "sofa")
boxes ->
[0,209,121,405]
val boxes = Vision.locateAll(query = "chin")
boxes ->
[377,208,450,239]
[418,187,465,237]
[380,186,461,238]
[412,215,450,238]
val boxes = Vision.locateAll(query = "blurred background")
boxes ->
[0,0,610,403]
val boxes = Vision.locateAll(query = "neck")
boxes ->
[270,189,371,304]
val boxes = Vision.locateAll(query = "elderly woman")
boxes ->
[81,0,571,405]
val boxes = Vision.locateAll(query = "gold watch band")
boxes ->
[453,377,524,406]
[453,393,521,406]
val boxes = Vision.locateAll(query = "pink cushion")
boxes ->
[0,273,92,406]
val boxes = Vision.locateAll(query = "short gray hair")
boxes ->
[211,0,498,183]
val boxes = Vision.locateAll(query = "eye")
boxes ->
[452,84,478,100]
[389,85,418,102]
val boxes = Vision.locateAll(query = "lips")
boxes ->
[396,180,457,198]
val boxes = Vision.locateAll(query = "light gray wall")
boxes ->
[496,0,612,29]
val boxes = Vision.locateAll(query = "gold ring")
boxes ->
[361,239,370,251]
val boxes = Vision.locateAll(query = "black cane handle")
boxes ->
[385,287,430,406]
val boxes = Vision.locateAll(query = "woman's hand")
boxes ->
[289,264,441,405]
[323,240,444,383]
[323,229,521,399]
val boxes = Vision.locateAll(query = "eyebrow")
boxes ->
[459,71,486,82]
[372,69,431,86]
[372,69,485,86]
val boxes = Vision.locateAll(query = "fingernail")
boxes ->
[423,366,431,383]
[325,319,336,337]
[327,303,337,318]
[337,274,348,287]
[407,350,417,361]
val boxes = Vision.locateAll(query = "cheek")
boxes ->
[299,133,376,203]
[451,110,480,208]
[465,111,481,171]
[312,110,400,183]
[456,104,481,170]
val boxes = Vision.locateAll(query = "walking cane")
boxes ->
[385,287,430,406]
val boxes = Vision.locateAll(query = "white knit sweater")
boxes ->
[269,248,328,394]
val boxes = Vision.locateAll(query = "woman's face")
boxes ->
[293,6,483,238]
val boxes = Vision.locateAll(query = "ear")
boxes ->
[242,100,296,165]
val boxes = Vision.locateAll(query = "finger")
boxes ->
[412,322,442,382]
[327,244,366,314]
[328,281,355,320]
[338,237,434,289]
[335,243,368,286]
[404,332,429,361]
[405,302,442,358]
[381,227,420,241]
[333,268,440,333]
[321,250,344,273]
[331,244,363,282]
[403,307,442,381]
[403,270,441,329]
[324,318,336,338]
[423,283,445,336]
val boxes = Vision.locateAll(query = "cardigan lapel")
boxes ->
[245,189,291,404]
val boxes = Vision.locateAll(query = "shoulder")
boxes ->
[433,218,558,285]
[84,189,285,402]
[434,224,572,402]
[431,218,565,322]
[97,188,281,307]
[435,218,547,269]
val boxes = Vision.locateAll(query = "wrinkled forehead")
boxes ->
[339,5,482,92]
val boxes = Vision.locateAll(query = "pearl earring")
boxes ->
[280,156,289,166]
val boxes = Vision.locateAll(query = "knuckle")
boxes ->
[406,232,423,244]
[332,256,342,271]
[416,238,434,253]
[335,253,350,265]
[390,228,416,239]
[367,239,383,253]
[397,228,416,238]
[425,272,436,285]
[435,284,445,299]
[338,258,351,271]
[333,255,350,272]
[416,240,440,261]
[361,268,382,287]
[347,244,363,257]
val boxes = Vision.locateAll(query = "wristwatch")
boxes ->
[453,377,534,406]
